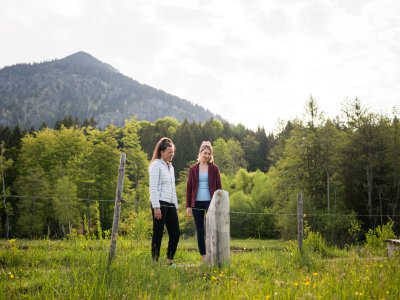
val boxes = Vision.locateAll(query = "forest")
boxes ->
[0,97,399,245]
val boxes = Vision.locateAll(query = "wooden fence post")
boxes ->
[108,152,126,266]
[297,192,303,252]
[206,190,230,268]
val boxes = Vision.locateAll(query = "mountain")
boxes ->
[0,51,221,128]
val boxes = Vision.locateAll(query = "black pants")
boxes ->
[192,200,211,256]
[151,201,180,261]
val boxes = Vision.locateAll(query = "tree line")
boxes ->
[0,97,399,243]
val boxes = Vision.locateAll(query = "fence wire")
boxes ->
[2,194,400,218]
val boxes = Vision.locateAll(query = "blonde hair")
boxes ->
[197,141,214,163]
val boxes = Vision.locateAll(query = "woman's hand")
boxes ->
[186,207,192,217]
[154,208,162,220]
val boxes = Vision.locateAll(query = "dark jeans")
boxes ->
[151,201,180,261]
[192,200,211,256]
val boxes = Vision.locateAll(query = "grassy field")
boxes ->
[1,237,399,299]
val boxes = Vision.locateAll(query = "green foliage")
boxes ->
[173,119,197,175]
[365,221,396,253]
[13,126,122,237]
[232,168,254,194]
[52,177,80,236]
[348,218,363,243]
[95,201,103,240]
[121,117,149,214]
[230,191,254,238]
[2,95,400,245]
[0,142,13,237]
[83,214,90,238]
[155,117,180,138]
[126,211,152,240]
[303,221,331,258]
[267,97,400,242]
[14,167,50,238]
[213,138,247,175]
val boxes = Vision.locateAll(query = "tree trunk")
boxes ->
[135,176,139,214]
[327,171,330,213]
[367,167,373,217]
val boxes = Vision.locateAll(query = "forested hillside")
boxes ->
[0,51,220,129]
[0,97,399,243]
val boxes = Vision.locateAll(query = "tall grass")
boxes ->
[1,237,399,299]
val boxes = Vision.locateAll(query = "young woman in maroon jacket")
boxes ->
[186,141,222,262]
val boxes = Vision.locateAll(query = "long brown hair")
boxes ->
[151,137,175,162]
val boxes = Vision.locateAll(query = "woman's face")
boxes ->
[161,146,174,162]
[199,148,211,163]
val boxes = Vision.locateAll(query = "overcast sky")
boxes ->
[1,0,399,132]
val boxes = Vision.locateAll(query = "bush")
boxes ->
[303,221,333,258]
[127,211,152,240]
[365,221,396,255]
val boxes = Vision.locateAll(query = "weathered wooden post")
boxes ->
[206,190,230,268]
[108,152,126,266]
[297,192,303,252]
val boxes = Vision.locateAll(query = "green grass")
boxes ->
[1,237,399,299]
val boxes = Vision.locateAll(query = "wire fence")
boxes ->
[2,194,400,218]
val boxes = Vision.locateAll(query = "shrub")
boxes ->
[365,221,396,255]
[303,221,332,258]
[129,211,152,240]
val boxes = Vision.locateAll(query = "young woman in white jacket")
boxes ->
[149,137,180,265]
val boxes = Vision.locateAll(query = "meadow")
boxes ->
[0,237,399,299]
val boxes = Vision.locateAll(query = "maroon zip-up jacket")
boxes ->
[186,162,222,208]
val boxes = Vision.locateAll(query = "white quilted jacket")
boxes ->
[149,159,178,209]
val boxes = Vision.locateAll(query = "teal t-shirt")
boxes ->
[196,171,211,201]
